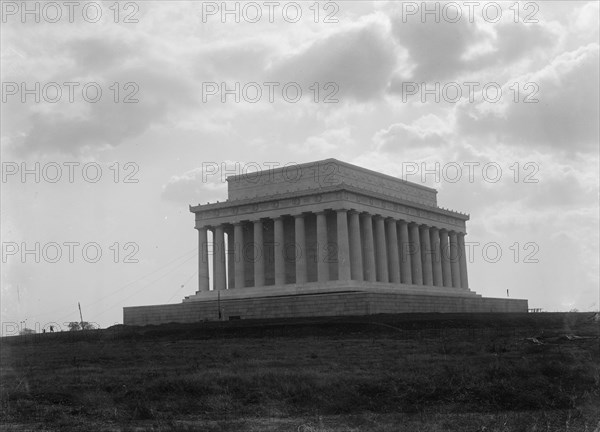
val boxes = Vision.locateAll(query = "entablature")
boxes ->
[191,184,468,232]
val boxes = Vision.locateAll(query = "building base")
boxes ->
[123,282,528,326]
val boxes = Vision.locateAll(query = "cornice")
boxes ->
[189,183,469,220]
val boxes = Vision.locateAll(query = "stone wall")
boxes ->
[226,159,437,206]
[123,292,528,326]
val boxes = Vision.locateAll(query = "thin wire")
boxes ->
[85,253,197,321]
[24,247,196,320]
[165,270,198,304]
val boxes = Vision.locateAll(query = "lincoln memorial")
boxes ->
[124,159,527,325]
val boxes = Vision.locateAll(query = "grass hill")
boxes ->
[1,312,599,431]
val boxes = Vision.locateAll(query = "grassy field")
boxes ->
[1,312,599,431]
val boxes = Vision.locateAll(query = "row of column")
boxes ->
[197,210,469,292]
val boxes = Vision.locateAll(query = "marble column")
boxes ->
[294,214,307,284]
[430,227,443,287]
[374,216,389,282]
[337,210,351,281]
[197,227,210,291]
[420,225,433,286]
[316,211,329,282]
[409,223,423,285]
[386,218,400,283]
[449,231,462,288]
[361,213,376,282]
[348,211,363,281]
[227,227,234,289]
[398,220,412,284]
[440,229,452,287]
[253,220,265,287]
[274,217,285,286]
[458,232,469,289]
[213,225,226,290]
[233,222,245,289]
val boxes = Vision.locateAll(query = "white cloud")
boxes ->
[162,167,228,204]
[374,114,451,152]
[298,127,354,154]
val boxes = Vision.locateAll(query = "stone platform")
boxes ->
[123,283,527,326]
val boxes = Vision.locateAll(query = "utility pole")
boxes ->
[78,302,84,330]
[217,291,221,320]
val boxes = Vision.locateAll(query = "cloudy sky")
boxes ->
[1,1,598,332]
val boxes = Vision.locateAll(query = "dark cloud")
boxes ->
[269,22,398,102]
[11,63,199,156]
[389,10,557,84]
[390,13,480,81]
[456,44,599,154]
[18,99,165,155]
[195,40,275,81]
[67,37,138,71]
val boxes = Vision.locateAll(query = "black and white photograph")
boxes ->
[1,1,599,430]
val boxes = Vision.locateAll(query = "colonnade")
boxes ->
[197,209,469,292]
